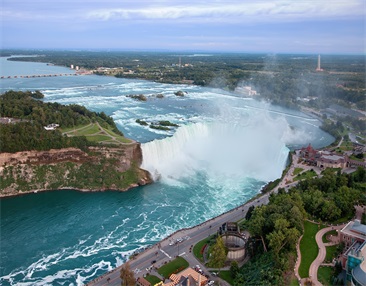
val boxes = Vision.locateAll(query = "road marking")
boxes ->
[160,249,171,259]
[179,252,186,256]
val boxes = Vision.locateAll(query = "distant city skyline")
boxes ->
[1,0,365,54]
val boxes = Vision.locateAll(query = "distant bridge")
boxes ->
[1,73,90,79]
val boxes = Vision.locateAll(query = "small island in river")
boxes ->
[0,90,152,197]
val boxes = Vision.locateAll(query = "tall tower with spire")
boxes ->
[316,55,323,72]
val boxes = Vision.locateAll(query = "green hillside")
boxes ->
[0,90,129,153]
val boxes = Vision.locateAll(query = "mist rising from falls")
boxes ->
[141,113,296,184]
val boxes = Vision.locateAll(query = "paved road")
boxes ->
[86,192,271,286]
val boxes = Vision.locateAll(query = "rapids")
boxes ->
[0,57,334,285]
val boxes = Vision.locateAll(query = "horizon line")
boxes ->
[1,48,365,56]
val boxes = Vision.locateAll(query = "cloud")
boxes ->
[1,0,364,53]
[2,0,364,25]
[85,0,365,23]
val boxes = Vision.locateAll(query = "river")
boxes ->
[0,56,334,285]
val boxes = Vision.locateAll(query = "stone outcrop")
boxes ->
[0,144,152,197]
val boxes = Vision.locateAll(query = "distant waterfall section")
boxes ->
[141,120,291,184]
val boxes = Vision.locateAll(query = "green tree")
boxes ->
[120,262,135,286]
[247,206,268,252]
[266,218,300,254]
[354,167,366,182]
[208,236,227,272]
[230,260,239,279]
[320,200,341,221]
[245,205,255,220]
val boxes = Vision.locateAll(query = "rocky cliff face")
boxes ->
[0,144,152,197]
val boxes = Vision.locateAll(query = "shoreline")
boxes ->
[0,182,150,199]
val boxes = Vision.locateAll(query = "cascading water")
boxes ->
[142,113,293,184]
[0,58,336,286]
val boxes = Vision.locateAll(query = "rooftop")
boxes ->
[169,268,207,286]
[341,220,366,241]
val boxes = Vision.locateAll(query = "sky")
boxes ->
[1,0,365,54]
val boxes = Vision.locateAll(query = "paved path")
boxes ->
[294,235,304,285]
[308,224,345,286]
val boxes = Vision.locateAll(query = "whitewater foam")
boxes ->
[142,114,291,183]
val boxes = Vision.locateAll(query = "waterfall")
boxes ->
[141,122,210,181]
[141,116,291,183]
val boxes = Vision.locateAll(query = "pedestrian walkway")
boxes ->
[294,224,345,286]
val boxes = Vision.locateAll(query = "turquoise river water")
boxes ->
[0,57,334,285]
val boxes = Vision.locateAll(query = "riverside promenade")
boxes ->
[86,192,271,286]
[86,152,305,286]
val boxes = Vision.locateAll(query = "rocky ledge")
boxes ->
[0,144,152,197]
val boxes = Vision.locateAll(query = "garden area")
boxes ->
[157,257,189,279]
[192,235,216,262]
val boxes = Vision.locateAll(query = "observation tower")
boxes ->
[316,55,324,72]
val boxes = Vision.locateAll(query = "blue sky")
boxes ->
[1,0,365,54]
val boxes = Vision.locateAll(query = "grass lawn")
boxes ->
[62,122,131,144]
[87,135,112,142]
[193,236,212,262]
[158,257,189,279]
[219,270,235,285]
[293,167,304,176]
[339,140,353,151]
[115,136,132,143]
[145,274,161,285]
[75,123,100,135]
[325,245,338,263]
[294,170,317,181]
[322,230,337,243]
[318,266,333,286]
[299,221,324,278]
[290,277,300,286]
[61,124,90,133]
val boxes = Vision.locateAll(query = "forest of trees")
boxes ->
[0,90,122,152]
[232,168,366,285]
